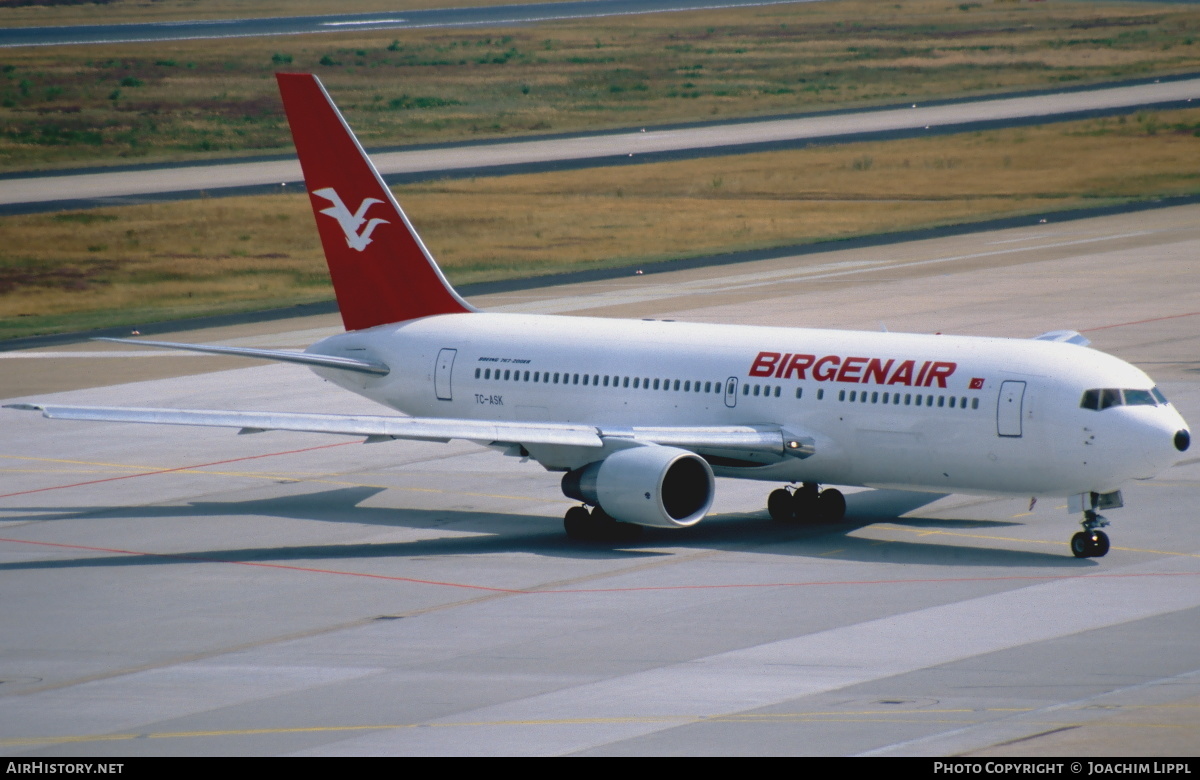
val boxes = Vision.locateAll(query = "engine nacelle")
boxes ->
[561,445,715,528]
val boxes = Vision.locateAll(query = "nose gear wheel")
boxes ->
[1071,509,1111,558]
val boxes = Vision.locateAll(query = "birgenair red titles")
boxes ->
[749,352,957,388]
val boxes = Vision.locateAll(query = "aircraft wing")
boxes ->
[4,404,814,460]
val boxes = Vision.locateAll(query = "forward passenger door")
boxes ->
[997,380,1026,437]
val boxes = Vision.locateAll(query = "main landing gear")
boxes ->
[1070,510,1111,559]
[563,505,643,542]
[768,482,846,524]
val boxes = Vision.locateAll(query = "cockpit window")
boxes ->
[1124,389,1156,406]
[1081,387,1168,411]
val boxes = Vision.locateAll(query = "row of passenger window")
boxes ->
[839,388,979,409]
[1080,387,1168,411]
[474,367,979,410]
[475,371,799,401]
[475,367,725,394]
[475,368,800,401]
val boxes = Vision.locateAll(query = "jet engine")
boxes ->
[561,445,715,528]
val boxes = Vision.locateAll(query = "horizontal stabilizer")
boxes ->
[93,337,389,376]
[1033,329,1090,347]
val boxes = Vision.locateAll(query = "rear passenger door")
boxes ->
[435,348,456,401]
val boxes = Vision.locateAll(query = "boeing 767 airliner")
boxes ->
[8,73,1190,558]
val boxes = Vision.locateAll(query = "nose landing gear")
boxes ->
[1068,491,1122,558]
[768,483,846,524]
[1070,509,1111,558]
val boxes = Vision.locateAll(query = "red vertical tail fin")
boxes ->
[276,73,473,330]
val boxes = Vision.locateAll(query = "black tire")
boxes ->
[610,521,644,542]
[1070,531,1092,558]
[792,486,819,523]
[817,488,846,523]
[768,488,794,522]
[569,506,643,542]
[564,506,592,540]
[1091,530,1110,557]
[593,507,643,542]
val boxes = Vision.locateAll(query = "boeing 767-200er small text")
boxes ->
[8,73,1191,558]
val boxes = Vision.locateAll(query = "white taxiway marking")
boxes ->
[320,19,406,27]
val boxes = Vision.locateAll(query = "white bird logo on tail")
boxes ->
[313,187,390,252]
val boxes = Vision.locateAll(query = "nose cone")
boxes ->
[1120,405,1190,480]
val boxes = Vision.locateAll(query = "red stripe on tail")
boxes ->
[276,73,473,331]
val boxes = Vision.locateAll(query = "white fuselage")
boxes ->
[308,313,1188,498]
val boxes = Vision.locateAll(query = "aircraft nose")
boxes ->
[1176,429,1191,453]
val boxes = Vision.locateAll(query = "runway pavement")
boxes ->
[0,205,1197,756]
